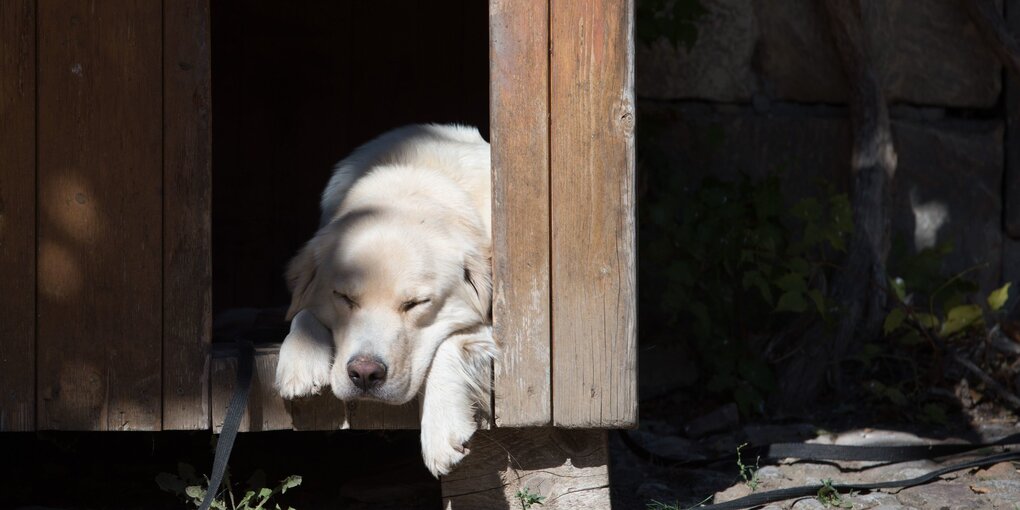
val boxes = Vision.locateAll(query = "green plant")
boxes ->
[516,487,545,510]
[641,168,853,414]
[736,443,761,491]
[816,479,852,508]
[646,495,712,510]
[884,276,1011,344]
[156,463,301,510]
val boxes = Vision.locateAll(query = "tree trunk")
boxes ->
[773,0,896,411]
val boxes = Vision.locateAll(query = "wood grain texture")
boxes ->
[211,346,296,432]
[442,428,610,510]
[550,0,638,428]
[489,0,552,427]
[36,0,163,430]
[0,0,36,432]
[211,345,420,432]
[163,0,213,431]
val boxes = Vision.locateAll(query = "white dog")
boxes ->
[274,124,498,477]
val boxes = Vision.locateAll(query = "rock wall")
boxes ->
[639,0,1019,301]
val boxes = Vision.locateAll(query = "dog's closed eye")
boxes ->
[334,291,358,309]
[400,298,431,313]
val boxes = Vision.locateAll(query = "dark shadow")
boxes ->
[0,430,439,510]
[210,0,490,315]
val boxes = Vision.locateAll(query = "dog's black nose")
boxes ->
[347,357,387,390]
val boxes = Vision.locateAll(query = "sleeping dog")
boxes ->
[274,124,497,477]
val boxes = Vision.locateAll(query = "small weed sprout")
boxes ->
[816,479,852,508]
[156,463,301,510]
[646,495,712,510]
[736,443,761,491]
[516,487,545,510]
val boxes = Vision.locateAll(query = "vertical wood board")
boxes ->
[37,0,163,430]
[550,0,638,428]
[489,0,553,427]
[0,0,37,432]
[163,0,213,430]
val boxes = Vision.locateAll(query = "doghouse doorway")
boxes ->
[210,0,490,318]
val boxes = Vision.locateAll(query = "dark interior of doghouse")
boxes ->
[210,0,490,337]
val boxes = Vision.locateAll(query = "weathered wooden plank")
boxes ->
[442,428,610,509]
[549,0,638,427]
[0,0,36,432]
[489,0,553,427]
[36,0,163,430]
[163,0,213,431]
[211,347,295,433]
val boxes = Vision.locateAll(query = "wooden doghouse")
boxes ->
[0,1,634,507]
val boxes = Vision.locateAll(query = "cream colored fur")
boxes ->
[274,124,497,476]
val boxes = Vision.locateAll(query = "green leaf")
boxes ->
[896,330,925,346]
[884,387,908,406]
[774,273,807,293]
[884,308,906,334]
[238,491,256,507]
[279,475,302,493]
[775,291,807,313]
[988,282,1012,312]
[890,277,906,303]
[807,289,826,315]
[915,313,939,330]
[940,304,983,336]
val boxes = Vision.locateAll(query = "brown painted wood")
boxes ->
[489,0,553,427]
[442,428,611,509]
[211,346,296,432]
[0,0,36,432]
[549,0,638,427]
[163,0,213,431]
[36,0,163,430]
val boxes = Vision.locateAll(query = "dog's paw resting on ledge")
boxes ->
[274,310,333,399]
[273,124,497,477]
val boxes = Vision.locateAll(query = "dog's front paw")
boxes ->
[275,310,334,399]
[420,411,478,477]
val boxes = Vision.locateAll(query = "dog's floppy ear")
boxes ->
[285,242,319,321]
[461,247,493,319]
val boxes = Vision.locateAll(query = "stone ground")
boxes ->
[610,414,1020,510]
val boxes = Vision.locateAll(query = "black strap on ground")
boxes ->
[621,430,1020,509]
[198,339,254,510]
[620,430,1020,467]
[692,450,1020,510]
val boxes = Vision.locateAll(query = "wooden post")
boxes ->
[36,0,163,430]
[0,0,36,432]
[490,0,553,428]
[550,0,638,428]
[441,428,611,510]
[163,0,213,431]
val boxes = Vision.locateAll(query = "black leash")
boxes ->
[622,430,1020,509]
[198,339,255,510]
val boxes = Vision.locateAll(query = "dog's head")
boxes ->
[285,204,491,404]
